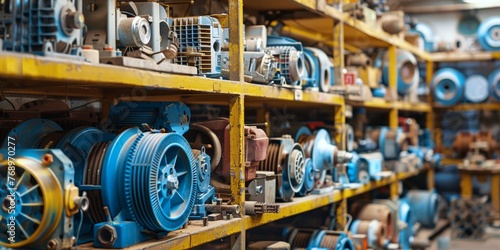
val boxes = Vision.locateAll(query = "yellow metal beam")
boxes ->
[460,173,473,199]
[229,94,245,249]
[244,191,342,229]
[427,168,435,190]
[388,48,398,127]
[228,0,244,82]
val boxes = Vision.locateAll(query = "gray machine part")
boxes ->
[247,171,276,203]
[221,51,278,84]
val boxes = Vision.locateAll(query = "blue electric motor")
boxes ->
[410,23,435,52]
[266,36,308,87]
[4,119,198,248]
[106,102,191,135]
[488,68,500,101]
[477,17,500,51]
[258,136,306,201]
[379,127,405,160]
[431,68,466,106]
[347,152,383,184]
[296,127,353,188]
[308,230,355,250]
[0,0,84,58]
[464,74,489,103]
[296,158,315,197]
[404,190,440,228]
[398,199,414,250]
[377,50,419,96]
[304,47,332,93]
[0,149,87,249]
[189,147,215,219]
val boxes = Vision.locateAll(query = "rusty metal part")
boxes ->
[453,132,476,158]
[379,11,405,35]
[196,118,269,183]
[399,117,420,146]
[183,124,222,171]
[244,201,280,215]
[353,220,386,248]
[346,53,373,67]
[258,135,306,201]
[476,131,497,158]
[355,203,394,242]
[287,228,314,248]
[204,203,240,215]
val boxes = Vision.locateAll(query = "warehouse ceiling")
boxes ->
[391,0,500,13]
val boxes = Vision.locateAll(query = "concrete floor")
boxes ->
[427,229,500,250]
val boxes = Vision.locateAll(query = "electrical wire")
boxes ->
[75,208,84,249]
[344,213,353,233]
[1,98,16,110]
[69,100,101,111]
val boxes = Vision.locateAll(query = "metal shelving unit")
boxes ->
[0,0,443,249]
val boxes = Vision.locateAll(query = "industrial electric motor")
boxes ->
[0,0,84,58]
[0,149,88,249]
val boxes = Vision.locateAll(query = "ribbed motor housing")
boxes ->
[173,16,222,77]
[0,0,83,57]
[124,132,197,231]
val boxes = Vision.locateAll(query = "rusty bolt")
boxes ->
[0,153,3,162]
[47,238,59,249]
[97,225,117,247]
[42,154,54,166]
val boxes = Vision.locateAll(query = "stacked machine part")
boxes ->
[450,197,491,239]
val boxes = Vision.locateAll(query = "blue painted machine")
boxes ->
[4,118,197,248]
[106,101,191,135]
[0,149,87,249]
[477,17,500,51]
[266,36,308,87]
[0,0,84,59]
[431,68,465,106]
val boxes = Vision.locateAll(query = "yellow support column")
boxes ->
[333,19,347,229]
[390,181,400,200]
[460,173,473,199]
[388,46,398,128]
[425,61,435,190]
[228,0,245,249]
[427,168,435,190]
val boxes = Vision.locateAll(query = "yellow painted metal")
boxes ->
[0,52,244,94]
[491,175,500,217]
[228,0,244,82]
[441,158,462,165]
[335,104,346,149]
[336,199,347,230]
[427,168,435,190]
[434,102,500,111]
[244,84,344,106]
[347,98,431,112]
[387,46,398,128]
[245,191,341,229]
[390,181,399,200]
[343,175,397,199]
[426,61,435,134]
[229,94,245,249]
[333,21,344,87]
[395,101,431,112]
[460,173,473,199]
[432,51,498,62]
